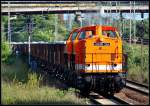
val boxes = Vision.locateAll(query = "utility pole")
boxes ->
[109,1,112,26]
[129,1,132,45]
[115,1,118,28]
[140,13,144,75]
[68,14,72,31]
[55,14,58,41]
[106,2,109,25]
[141,35,143,73]
[98,2,100,25]
[133,1,136,44]
[119,1,121,33]
[27,15,33,66]
[80,15,82,27]
[88,14,91,25]
[122,18,124,36]
[120,12,123,38]
[8,1,11,44]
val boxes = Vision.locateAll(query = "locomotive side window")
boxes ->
[108,31,117,38]
[78,30,94,40]
[102,31,107,36]
[71,32,78,40]
[85,31,94,38]
[78,31,86,40]
[102,30,117,38]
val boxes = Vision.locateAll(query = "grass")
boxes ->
[2,82,87,105]
[1,56,89,105]
[123,42,149,84]
[1,56,29,83]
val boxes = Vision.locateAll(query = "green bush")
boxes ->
[1,42,12,62]
[123,42,149,84]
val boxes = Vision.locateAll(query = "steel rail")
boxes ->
[89,92,130,105]
[127,80,149,88]
[111,95,132,105]
[126,80,149,95]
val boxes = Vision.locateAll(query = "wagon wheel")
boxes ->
[63,69,70,84]
[60,69,66,81]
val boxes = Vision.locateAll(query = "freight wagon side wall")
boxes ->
[47,44,65,66]
[12,43,66,67]
[30,43,65,66]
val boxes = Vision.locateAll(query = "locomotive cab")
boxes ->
[65,25,125,74]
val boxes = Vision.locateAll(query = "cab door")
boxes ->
[66,29,78,55]
[74,30,87,71]
[65,29,79,69]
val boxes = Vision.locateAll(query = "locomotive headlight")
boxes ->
[112,63,117,70]
[85,64,90,69]
[113,64,117,67]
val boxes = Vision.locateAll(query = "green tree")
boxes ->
[32,14,67,42]
[1,41,12,62]
[2,14,68,42]
[121,19,149,39]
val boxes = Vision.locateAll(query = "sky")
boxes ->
[122,13,149,20]
[64,13,149,21]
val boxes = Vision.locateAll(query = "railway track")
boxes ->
[126,80,149,95]
[89,79,149,105]
[89,92,131,105]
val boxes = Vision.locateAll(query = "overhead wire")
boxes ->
[110,1,112,26]
[119,1,122,37]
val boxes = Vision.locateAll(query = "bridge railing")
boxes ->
[2,1,149,8]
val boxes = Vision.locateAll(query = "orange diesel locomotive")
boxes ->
[13,25,128,95]
[64,25,127,94]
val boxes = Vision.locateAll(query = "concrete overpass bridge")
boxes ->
[1,1,149,15]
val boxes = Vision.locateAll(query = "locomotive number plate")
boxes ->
[94,42,110,46]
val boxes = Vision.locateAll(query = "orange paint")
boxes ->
[65,25,126,73]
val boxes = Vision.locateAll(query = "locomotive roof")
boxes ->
[77,25,117,31]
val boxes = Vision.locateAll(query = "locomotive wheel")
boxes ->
[109,78,115,95]
[102,78,115,96]
[74,76,90,97]
[76,76,84,89]
[68,71,74,86]
[79,88,90,97]
[84,75,96,91]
